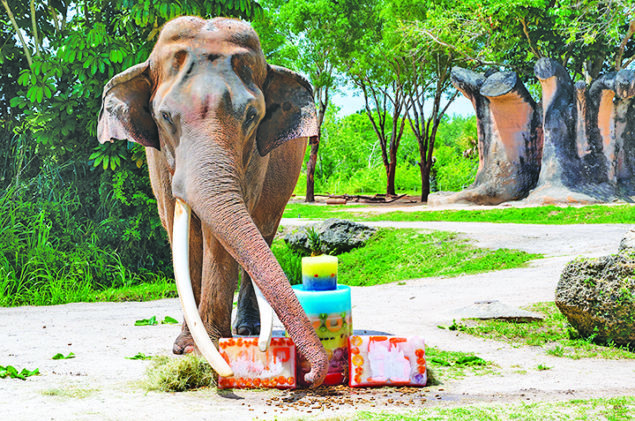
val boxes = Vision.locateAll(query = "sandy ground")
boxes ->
[1,218,634,420]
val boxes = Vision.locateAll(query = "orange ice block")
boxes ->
[217,337,296,389]
[348,335,426,387]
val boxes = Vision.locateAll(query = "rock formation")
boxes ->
[429,67,542,206]
[588,69,635,197]
[525,58,616,204]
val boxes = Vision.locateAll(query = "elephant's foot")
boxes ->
[233,308,261,336]
[172,328,195,355]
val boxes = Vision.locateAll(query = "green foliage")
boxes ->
[52,352,76,360]
[454,302,635,359]
[294,111,476,196]
[0,0,263,308]
[273,228,540,286]
[0,365,39,380]
[135,316,158,326]
[162,316,179,324]
[408,0,634,82]
[127,353,153,360]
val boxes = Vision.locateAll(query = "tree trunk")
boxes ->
[386,148,397,196]
[305,136,319,202]
[420,162,431,202]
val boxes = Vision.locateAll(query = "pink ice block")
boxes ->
[348,335,426,387]
[217,337,296,389]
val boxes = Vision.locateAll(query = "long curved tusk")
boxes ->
[253,283,273,352]
[173,199,233,377]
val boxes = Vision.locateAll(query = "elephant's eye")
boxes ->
[245,108,258,126]
[161,111,173,125]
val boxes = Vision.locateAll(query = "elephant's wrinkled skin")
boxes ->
[97,16,328,386]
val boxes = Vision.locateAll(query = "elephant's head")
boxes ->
[97,17,328,386]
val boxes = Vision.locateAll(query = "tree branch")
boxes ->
[616,20,635,70]
[30,0,40,57]
[520,17,541,59]
[416,27,502,66]
[1,0,33,66]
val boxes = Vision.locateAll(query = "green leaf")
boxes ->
[52,352,75,360]
[126,352,152,360]
[135,316,158,326]
[0,365,39,380]
[161,316,179,324]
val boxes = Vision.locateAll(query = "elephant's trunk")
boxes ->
[172,157,328,386]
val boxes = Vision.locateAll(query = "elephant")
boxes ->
[97,16,328,386]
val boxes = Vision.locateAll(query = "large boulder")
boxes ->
[284,219,376,256]
[555,241,635,347]
[619,228,635,252]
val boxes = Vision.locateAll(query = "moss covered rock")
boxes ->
[555,249,635,347]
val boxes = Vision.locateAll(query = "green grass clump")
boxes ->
[144,355,215,392]
[274,228,540,286]
[283,203,635,225]
[93,279,177,302]
[353,396,635,420]
[425,347,494,384]
[452,302,635,359]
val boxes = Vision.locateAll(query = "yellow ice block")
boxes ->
[302,255,338,278]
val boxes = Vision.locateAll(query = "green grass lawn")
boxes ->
[283,203,635,224]
[352,396,634,421]
[273,228,541,286]
[445,302,634,360]
[1,227,538,306]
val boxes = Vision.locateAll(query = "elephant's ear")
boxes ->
[256,65,318,156]
[97,61,159,150]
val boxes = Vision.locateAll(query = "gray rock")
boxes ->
[454,300,544,322]
[618,228,635,252]
[555,253,635,347]
[283,219,376,256]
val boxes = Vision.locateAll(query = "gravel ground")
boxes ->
[1,220,633,420]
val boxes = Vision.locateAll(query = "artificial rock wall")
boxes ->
[430,58,635,206]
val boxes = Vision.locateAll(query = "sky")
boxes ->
[331,89,476,118]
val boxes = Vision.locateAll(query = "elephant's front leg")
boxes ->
[234,269,261,335]
[199,228,239,342]
[233,232,277,336]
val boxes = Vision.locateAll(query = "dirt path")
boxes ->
[1,220,633,420]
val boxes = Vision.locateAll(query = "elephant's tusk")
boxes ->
[253,283,273,352]
[173,199,233,377]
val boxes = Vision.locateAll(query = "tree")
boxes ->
[411,0,634,82]
[255,0,352,202]
[386,0,463,201]
[334,0,412,197]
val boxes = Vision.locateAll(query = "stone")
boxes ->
[619,228,635,252]
[453,300,543,322]
[555,253,635,347]
[284,219,376,256]
[429,67,542,206]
